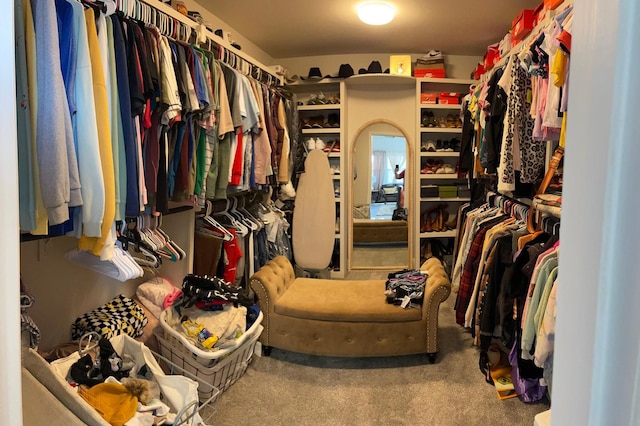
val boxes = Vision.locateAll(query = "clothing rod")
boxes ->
[126,0,282,84]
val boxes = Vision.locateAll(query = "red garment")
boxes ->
[230,127,244,185]
[222,228,242,283]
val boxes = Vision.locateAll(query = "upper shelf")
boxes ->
[302,128,341,134]
[420,128,462,134]
[298,104,341,111]
[345,74,416,88]
[419,104,462,110]
[416,77,477,85]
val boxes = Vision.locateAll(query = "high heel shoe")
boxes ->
[444,214,458,231]
[438,208,450,232]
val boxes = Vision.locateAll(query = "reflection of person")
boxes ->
[394,165,405,208]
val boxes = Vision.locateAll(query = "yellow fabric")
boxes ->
[275,278,422,322]
[78,382,138,426]
[559,111,567,148]
[79,9,115,256]
[24,0,49,235]
[552,49,568,88]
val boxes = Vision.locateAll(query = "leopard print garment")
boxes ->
[498,58,546,193]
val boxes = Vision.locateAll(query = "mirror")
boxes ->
[350,121,411,270]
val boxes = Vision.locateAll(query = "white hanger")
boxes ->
[200,200,235,241]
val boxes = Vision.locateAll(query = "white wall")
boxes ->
[279,53,480,80]
[20,210,194,351]
[1,0,22,424]
[186,0,275,66]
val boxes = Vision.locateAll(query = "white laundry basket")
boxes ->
[154,310,263,400]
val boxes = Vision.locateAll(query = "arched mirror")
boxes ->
[349,120,412,270]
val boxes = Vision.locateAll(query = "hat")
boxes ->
[358,60,383,74]
[301,67,324,80]
[78,382,138,425]
[326,64,355,79]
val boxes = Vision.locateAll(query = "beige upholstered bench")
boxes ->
[249,256,451,363]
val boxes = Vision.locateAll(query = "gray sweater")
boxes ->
[32,0,82,225]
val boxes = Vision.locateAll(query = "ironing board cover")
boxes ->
[292,150,336,270]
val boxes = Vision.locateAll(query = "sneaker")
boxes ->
[425,140,436,152]
[315,138,326,151]
[305,138,316,151]
[280,181,296,198]
[330,166,341,175]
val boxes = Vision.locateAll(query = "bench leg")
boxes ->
[263,346,273,356]
[427,353,437,364]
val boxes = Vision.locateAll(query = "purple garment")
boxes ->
[509,340,547,403]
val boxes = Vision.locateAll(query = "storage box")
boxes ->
[533,2,547,27]
[438,185,458,198]
[415,68,446,78]
[389,55,412,76]
[457,184,471,198]
[421,185,439,198]
[420,92,438,104]
[156,310,264,400]
[415,57,445,69]
[544,0,563,10]
[438,92,460,105]
[512,9,535,40]
[483,43,500,70]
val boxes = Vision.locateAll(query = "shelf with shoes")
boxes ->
[289,79,346,278]
[414,78,476,268]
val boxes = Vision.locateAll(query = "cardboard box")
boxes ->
[415,57,445,69]
[512,9,535,40]
[415,68,446,78]
[533,2,546,27]
[544,0,563,10]
[420,92,438,104]
[438,93,460,105]
[439,185,458,197]
[389,55,412,76]
[420,185,439,198]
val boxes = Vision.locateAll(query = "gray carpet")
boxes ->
[214,279,550,426]
[351,245,409,268]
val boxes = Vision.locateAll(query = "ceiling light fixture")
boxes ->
[356,1,396,26]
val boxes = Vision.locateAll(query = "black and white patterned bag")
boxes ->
[71,295,148,340]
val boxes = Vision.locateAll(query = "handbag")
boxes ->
[527,146,564,233]
[71,295,148,340]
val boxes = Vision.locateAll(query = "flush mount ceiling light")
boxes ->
[356,1,396,26]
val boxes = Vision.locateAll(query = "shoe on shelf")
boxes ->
[455,116,463,128]
[424,140,437,152]
[446,114,456,128]
[421,159,442,174]
[435,163,455,174]
[449,138,460,152]
[435,139,444,151]
[307,94,319,105]
[315,138,326,151]
[305,137,316,151]
[437,116,447,128]
[327,113,340,127]
[443,140,454,152]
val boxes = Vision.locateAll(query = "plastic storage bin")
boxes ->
[155,310,264,400]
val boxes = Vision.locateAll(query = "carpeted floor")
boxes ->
[351,245,409,268]
[213,279,550,425]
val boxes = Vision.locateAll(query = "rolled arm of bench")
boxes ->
[250,255,296,315]
[421,257,452,354]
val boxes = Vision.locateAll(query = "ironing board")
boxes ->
[292,150,336,270]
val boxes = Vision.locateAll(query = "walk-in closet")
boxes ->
[3,0,639,424]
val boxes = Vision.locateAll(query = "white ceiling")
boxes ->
[197,0,541,59]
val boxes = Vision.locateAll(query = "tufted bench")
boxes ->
[249,256,451,363]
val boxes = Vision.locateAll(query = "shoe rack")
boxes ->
[415,78,476,267]
[287,80,346,278]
